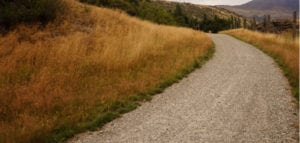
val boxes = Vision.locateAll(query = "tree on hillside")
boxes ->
[174,4,183,16]
[173,4,189,26]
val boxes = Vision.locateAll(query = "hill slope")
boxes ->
[79,0,248,32]
[0,0,213,142]
[219,0,299,20]
[155,1,244,21]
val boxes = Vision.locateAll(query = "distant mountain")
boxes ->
[219,0,299,20]
[237,0,298,10]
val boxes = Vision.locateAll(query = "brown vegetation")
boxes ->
[0,0,212,142]
[222,29,299,99]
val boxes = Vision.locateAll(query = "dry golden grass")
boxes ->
[222,29,299,99]
[0,1,212,142]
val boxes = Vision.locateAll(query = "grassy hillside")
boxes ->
[0,0,213,143]
[79,0,177,25]
[222,29,299,100]
[79,0,248,33]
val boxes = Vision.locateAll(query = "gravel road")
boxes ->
[69,34,298,143]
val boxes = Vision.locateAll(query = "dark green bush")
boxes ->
[0,0,65,30]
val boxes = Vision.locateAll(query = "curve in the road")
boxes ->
[69,34,298,143]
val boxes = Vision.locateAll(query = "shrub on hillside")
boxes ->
[0,0,65,30]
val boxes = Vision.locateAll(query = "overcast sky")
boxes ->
[164,0,252,6]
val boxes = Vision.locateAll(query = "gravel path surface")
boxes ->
[69,34,298,143]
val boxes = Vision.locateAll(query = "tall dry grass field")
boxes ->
[222,29,299,99]
[0,0,212,142]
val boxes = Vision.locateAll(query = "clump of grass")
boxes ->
[0,0,213,143]
[222,29,299,100]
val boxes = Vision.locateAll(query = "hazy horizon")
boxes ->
[164,0,252,6]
